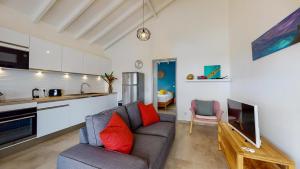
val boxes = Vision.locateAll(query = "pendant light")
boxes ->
[137,0,151,41]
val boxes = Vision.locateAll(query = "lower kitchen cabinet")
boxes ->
[37,100,71,137]
[88,94,117,115]
[68,98,90,126]
[37,94,117,138]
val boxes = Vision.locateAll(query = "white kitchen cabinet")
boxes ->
[37,100,71,137]
[36,94,117,138]
[68,94,118,126]
[0,27,29,47]
[84,53,112,75]
[89,94,117,114]
[68,98,90,126]
[62,47,84,74]
[29,37,62,71]
[83,54,101,75]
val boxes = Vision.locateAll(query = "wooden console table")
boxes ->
[218,122,295,169]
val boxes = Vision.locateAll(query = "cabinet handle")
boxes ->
[0,115,35,124]
[37,104,69,111]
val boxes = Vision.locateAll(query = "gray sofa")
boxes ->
[57,102,176,169]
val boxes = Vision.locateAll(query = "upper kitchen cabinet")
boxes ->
[84,54,111,75]
[29,37,62,71]
[62,47,84,74]
[0,27,29,47]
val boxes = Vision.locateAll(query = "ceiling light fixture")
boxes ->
[137,0,151,41]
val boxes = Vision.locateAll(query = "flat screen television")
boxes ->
[227,99,261,148]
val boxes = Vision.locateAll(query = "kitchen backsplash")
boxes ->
[0,68,106,99]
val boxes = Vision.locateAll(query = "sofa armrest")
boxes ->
[58,144,147,169]
[159,113,176,123]
[79,127,89,144]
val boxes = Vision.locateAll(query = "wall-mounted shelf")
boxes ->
[185,79,231,82]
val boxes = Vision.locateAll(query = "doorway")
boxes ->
[153,58,177,115]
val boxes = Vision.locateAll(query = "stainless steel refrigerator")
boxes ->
[122,72,144,105]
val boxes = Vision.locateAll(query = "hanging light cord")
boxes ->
[142,0,145,29]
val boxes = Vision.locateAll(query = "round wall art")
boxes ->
[135,60,143,69]
[158,70,165,79]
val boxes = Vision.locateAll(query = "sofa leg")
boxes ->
[189,120,193,135]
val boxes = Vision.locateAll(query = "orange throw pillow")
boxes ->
[138,102,160,126]
[99,112,134,154]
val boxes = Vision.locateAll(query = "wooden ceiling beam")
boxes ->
[75,0,125,39]
[146,0,157,17]
[103,0,175,50]
[57,0,95,32]
[32,0,56,23]
[89,2,143,44]
[103,13,152,50]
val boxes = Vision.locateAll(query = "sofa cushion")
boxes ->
[159,113,176,123]
[100,113,134,154]
[135,122,175,138]
[86,106,130,147]
[86,113,111,147]
[125,102,142,130]
[138,102,160,126]
[131,134,167,169]
[58,144,147,169]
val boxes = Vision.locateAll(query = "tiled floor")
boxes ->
[165,123,228,169]
[0,123,228,169]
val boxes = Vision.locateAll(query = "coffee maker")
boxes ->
[32,88,40,99]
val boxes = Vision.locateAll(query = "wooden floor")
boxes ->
[0,123,228,169]
[158,103,177,115]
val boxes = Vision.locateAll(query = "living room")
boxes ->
[0,0,299,169]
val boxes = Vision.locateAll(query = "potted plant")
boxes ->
[100,72,117,94]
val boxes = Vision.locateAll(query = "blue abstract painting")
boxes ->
[252,8,300,60]
[204,65,221,79]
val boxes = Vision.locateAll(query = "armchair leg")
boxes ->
[189,119,193,135]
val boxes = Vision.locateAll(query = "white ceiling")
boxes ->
[0,0,175,50]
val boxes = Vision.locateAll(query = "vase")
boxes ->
[108,84,113,94]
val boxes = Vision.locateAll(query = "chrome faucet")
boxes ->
[80,83,90,94]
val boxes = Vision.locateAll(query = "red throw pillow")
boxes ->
[99,112,134,154]
[138,102,160,126]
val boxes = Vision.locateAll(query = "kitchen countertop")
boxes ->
[0,93,114,106]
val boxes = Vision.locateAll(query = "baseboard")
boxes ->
[0,123,84,158]
[177,120,218,127]
[177,120,190,124]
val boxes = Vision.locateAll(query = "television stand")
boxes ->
[218,122,295,169]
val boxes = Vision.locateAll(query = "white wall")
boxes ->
[229,0,300,166]
[106,0,230,121]
[0,69,106,100]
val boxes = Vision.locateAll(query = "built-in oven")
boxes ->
[0,41,29,69]
[0,103,37,149]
